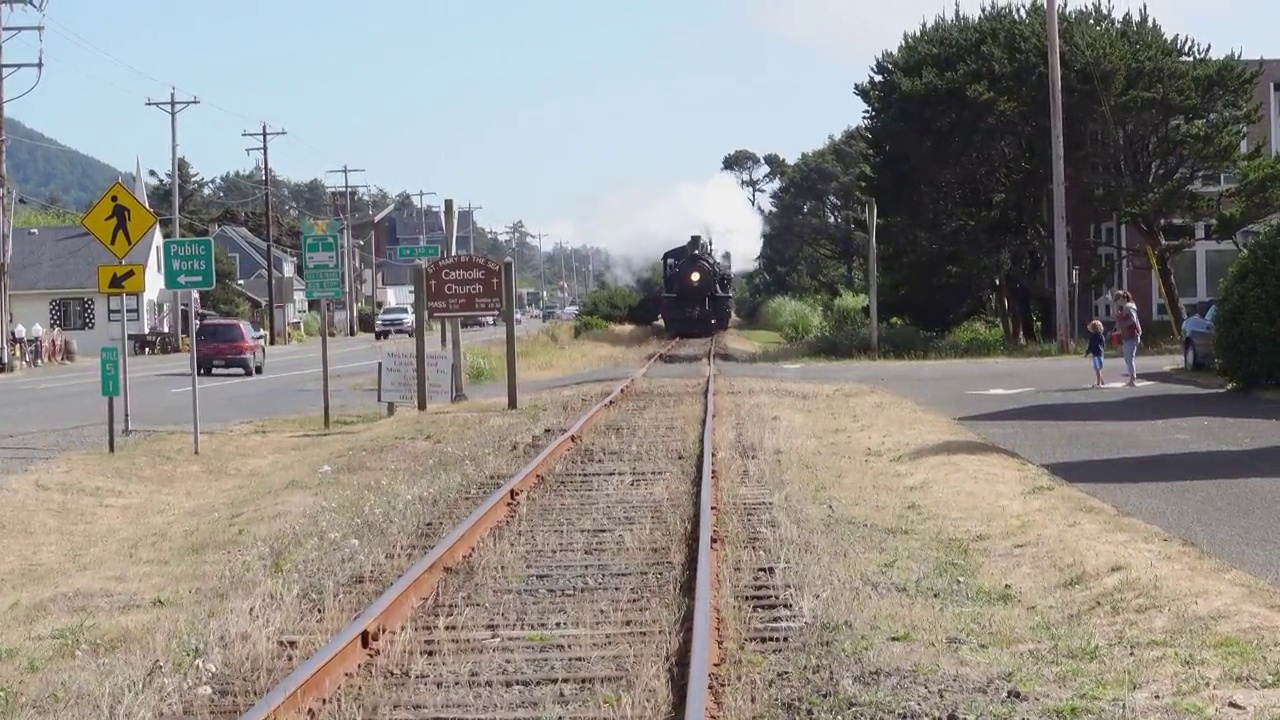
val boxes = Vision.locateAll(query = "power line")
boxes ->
[0,0,44,372]
[244,123,287,345]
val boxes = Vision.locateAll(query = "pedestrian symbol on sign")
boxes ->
[106,195,133,248]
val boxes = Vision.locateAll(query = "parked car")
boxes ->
[541,304,561,322]
[1181,298,1218,370]
[460,315,490,329]
[195,319,266,376]
[559,305,580,320]
[374,305,415,340]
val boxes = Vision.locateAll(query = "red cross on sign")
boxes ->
[424,254,507,318]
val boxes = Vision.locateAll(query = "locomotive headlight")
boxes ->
[689,271,701,282]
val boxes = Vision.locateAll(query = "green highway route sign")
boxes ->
[397,244,440,260]
[163,237,216,291]
[100,346,120,397]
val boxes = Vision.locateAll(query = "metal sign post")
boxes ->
[100,346,120,453]
[162,237,216,454]
[321,302,331,431]
[302,220,344,431]
[81,180,157,436]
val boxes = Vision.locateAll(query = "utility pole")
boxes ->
[0,0,44,373]
[1046,0,1070,351]
[408,190,436,311]
[461,202,482,254]
[146,88,199,348]
[557,241,567,302]
[500,224,520,307]
[409,190,437,240]
[570,247,578,300]
[535,232,546,306]
[243,123,287,345]
[326,165,368,336]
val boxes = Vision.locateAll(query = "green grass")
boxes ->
[737,329,784,347]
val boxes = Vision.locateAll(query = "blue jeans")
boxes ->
[1122,337,1140,379]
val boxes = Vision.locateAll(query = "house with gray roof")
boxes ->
[7,222,167,358]
[208,224,308,332]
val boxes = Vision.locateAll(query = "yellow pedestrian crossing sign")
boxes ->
[80,181,158,261]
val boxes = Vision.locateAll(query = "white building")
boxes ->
[7,175,166,359]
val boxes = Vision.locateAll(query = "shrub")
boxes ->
[357,306,376,333]
[582,286,642,324]
[936,317,1005,357]
[302,312,320,337]
[760,296,823,344]
[1215,226,1280,388]
[466,352,497,384]
[812,291,871,355]
[573,314,611,338]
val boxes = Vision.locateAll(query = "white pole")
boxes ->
[868,199,879,356]
[189,290,200,453]
[1047,0,1070,350]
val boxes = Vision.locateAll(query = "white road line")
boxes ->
[169,360,378,392]
[6,346,373,391]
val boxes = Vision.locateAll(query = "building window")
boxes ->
[228,252,241,279]
[1205,247,1240,297]
[1092,220,1124,320]
[1153,238,1246,319]
[50,297,92,331]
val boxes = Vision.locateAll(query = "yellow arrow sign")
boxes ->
[97,264,146,294]
[81,181,158,261]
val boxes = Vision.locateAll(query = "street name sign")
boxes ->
[81,181,158,261]
[424,254,505,317]
[97,263,146,294]
[163,237,216,291]
[397,244,441,260]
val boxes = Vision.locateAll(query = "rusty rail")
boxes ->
[238,340,682,720]
[683,345,720,717]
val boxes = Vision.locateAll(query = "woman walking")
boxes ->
[1113,290,1142,387]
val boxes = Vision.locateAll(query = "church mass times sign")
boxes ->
[424,254,506,317]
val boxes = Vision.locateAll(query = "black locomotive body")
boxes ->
[659,234,733,338]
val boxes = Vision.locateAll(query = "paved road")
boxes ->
[721,354,1280,585]
[0,320,544,441]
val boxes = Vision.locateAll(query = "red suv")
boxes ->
[195,319,266,376]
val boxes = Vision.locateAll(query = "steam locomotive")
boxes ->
[659,234,734,338]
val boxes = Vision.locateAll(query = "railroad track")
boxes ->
[235,337,723,719]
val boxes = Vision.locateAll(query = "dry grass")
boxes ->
[357,323,664,391]
[317,378,705,718]
[0,383,621,719]
[715,378,1280,719]
[466,322,664,382]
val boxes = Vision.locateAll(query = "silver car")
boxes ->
[374,305,415,340]
[1181,299,1217,369]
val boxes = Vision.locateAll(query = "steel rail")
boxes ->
[683,343,720,718]
[239,340,682,720]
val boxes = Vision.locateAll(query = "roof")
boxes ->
[214,225,297,274]
[10,224,161,292]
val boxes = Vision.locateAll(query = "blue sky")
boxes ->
[6,0,1279,263]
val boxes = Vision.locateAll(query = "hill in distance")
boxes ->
[5,118,133,212]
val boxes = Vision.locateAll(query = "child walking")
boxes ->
[1085,319,1106,387]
